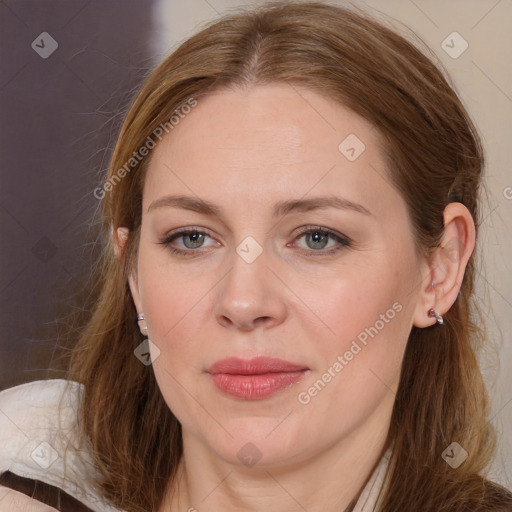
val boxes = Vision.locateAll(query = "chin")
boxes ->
[201,420,309,468]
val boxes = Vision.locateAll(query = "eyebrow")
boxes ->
[147,194,372,218]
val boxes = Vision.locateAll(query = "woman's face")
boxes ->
[127,83,428,467]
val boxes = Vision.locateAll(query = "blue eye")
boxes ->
[158,226,351,257]
[174,231,207,249]
[159,228,215,256]
[291,226,351,255]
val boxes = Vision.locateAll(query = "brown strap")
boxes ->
[0,471,96,512]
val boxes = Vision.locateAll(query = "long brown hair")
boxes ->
[66,2,511,510]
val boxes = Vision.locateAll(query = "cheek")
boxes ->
[294,259,415,397]
[290,274,413,440]
[135,245,224,388]
[298,259,410,346]
[139,271,210,364]
[137,258,215,428]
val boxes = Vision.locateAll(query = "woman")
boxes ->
[1,2,511,511]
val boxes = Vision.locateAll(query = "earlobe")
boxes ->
[412,202,475,328]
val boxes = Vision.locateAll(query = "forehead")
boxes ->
[142,83,396,219]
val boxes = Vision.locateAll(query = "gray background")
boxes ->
[0,0,153,387]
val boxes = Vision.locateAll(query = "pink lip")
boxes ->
[207,357,309,400]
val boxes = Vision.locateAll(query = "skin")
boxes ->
[114,83,475,512]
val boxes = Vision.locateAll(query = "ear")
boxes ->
[113,226,143,314]
[413,202,476,328]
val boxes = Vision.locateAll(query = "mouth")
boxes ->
[206,357,310,400]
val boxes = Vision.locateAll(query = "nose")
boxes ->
[213,242,288,332]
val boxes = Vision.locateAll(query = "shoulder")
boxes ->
[0,379,83,474]
[0,379,123,512]
[0,379,83,477]
[0,378,81,416]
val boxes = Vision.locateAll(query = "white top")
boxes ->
[0,379,391,511]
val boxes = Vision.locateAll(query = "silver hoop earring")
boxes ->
[428,308,444,325]
[136,313,148,333]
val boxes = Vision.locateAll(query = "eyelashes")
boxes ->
[158,226,351,258]
[158,227,216,257]
[288,226,351,255]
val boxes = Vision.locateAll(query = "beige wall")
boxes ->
[153,0,512,487]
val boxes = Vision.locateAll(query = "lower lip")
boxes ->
[210,371,307,400]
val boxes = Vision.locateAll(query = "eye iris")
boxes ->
[183,232,205,249]
[306,231,329,250]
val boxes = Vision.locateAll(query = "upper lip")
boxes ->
[207,357,309,375]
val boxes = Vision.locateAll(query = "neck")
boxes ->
[161,407,391,512]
